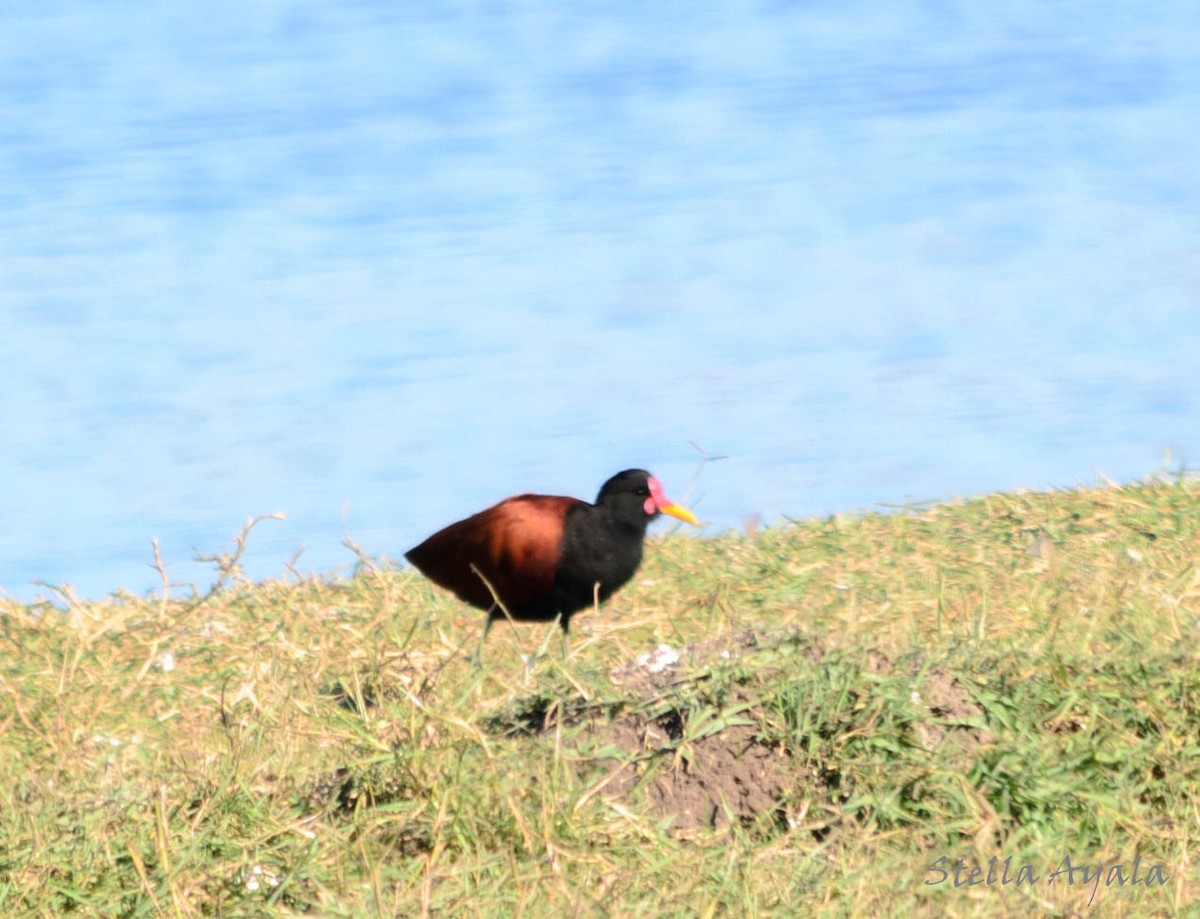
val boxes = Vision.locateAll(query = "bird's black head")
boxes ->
[594,469,698,528]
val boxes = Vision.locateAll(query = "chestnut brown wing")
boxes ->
[405,495,578,613]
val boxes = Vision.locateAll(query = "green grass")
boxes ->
[2,474,1199,916]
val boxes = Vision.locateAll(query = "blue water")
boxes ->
[3,3,1198,601]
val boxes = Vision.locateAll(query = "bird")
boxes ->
[405,469,698,642]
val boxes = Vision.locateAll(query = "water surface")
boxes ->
[2,3,1198,600]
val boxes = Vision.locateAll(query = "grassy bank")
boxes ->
[2,476,1198,916]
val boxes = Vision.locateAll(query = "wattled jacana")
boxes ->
[405,469,698,638]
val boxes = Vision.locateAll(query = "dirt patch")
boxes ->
[565,701,801,834]
[912,666,994,754]
[606,718,799,833]
[590,633,828,834]
[588,639,995,833]
[851,649,993,756]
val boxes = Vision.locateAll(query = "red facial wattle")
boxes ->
[645,476,699,525]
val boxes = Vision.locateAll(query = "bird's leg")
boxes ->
[531,613,565,664]
[470,563,532,664]
[470,613,495,671]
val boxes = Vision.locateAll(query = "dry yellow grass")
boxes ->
[2,474,1198,916]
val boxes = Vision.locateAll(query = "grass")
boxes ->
[2,474,1199,916]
